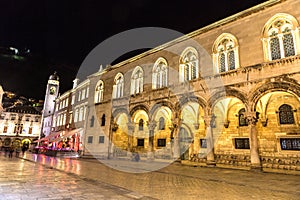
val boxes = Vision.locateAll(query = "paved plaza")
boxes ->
[0,152,299,199]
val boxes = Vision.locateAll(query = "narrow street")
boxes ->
[0,152,299,200]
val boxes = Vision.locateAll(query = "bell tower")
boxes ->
[40,72,59,137]
[43,72,59,117]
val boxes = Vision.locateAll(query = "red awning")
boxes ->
[35,131,62,143]
[51,128,82,143]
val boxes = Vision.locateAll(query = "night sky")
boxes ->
[0,0,267,100]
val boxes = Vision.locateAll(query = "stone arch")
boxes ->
[149,100,176,121]
[129,104,149,118]
[112,108,130,121]
[249,80,300,111]
[176,95,207,118]
[208,87,248,114]
[262,13,299,38]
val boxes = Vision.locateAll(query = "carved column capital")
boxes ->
[147,120,157,131]
[127,122,135,132]
[203,115,216,127]
[246,112,257,125]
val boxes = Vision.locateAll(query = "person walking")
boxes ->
[8,146,14,158]
[15,146,21,157]
[22,146,26,155]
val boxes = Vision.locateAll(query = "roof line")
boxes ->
[108,0,282,70]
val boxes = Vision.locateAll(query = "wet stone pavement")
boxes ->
[0,152,300,200]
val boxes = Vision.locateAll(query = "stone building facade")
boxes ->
[46,0,300,171]
[0,106,41,150]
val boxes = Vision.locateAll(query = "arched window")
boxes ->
[159,117,165,130]
[131,66,143,95]
[213,33,239,73]
[238,108,248,127]
[95,80,104,103]
[153,58,168,89]
[138,119,144,131]
[101,114,106,126]
[179,47,199,82]
[279,104,295,124]
[262,13,300,61]
[112,73,124,99]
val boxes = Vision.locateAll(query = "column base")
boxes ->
[147,151,154,161]
[206,160,216,167]
[127,152,132,158]
[250,164,262,172]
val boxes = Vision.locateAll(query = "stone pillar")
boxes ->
[147,121,156,160]
[169,118,180,160]
[127,122,135,157]
[108,118,118,159]
[204,115,216,167]
[246,112,262,171]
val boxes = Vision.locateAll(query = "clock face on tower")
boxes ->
[50,86,56,95]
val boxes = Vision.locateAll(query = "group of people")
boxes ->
[4,146,27,158]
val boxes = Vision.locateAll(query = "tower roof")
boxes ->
[49,71,59,81]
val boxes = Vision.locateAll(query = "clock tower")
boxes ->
[43,71,59,117]
[41,72,59,137]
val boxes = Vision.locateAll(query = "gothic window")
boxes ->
[213,34,239,73]
[279,104,295,124]
[158,117,165,130]
[113,73,124,99]
[153,58,168,89]
[131,66,143,95]
[179,47,199,82]
[101,114,106,126]
[262,13,299,61]
[238,108,248,127]
[138,119,144,131]
[220,53,226,72]
[95,80,104,103]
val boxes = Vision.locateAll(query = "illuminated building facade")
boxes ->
[45,0,300,171]
[0,105,41,151]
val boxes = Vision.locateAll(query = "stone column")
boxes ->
[204,115,216,167]
[108,118,118,159]
[127,122,135,157]
[147,121,156,160]
[169,118,180,160]
[246,112,262,171]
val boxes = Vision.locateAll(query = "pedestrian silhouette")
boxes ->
[8,146,14,158]
[22,146,26,155]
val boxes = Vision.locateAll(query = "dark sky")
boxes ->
[0,0,267,100]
